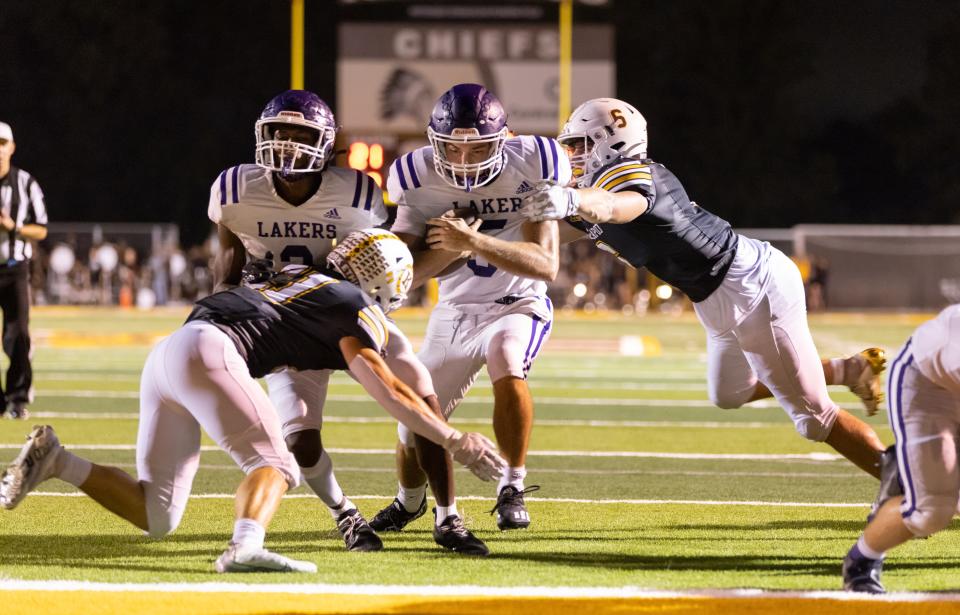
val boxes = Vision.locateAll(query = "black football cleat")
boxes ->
[369,496,427,532]
[842,551,886,593]
[432,509,489,557]
[490,485,540,530]
[336,509,383,552]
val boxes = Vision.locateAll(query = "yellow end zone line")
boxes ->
[2,583,960,615]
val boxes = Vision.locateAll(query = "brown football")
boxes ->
[440,207,478,225]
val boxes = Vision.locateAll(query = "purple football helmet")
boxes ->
[255,90,338,177]
[427,83,508,190]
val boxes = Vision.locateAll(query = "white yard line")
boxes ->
[28,411,789,429]
[0,579,956,601]
[81,462,859,479]
[29,392,867,410]
[23,492,869,507]
[0,442,842,461]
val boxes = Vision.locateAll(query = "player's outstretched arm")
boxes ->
[213,224,247,292]
[340,336,506,481]
[426,216,559,281]
[523,182,648,224]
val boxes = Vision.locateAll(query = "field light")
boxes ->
[655,284,673,300]
[573,283,587,298]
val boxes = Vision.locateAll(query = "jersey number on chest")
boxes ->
[264,244,315,267]
[466,219,507,278]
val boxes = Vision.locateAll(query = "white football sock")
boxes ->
[330,496,356,519]
[398,482,427,513]
[856,535,885,560]
[232,518,265,551]
[55,450,92,487]
[300,450,346,512]
[434,503,458,525]
[498,466,526,493]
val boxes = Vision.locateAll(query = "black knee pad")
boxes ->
[285,429,322,468]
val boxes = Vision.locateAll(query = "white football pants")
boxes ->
[694,236,840,441]
[887,307,960,537]
[137,321,298,538]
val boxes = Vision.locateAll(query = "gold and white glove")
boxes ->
[443,431,507,482]
[522,180,581,221]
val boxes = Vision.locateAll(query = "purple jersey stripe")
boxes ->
[351,171,363,208]
[364,175,374,210]
[230,166,240,203]
[218,171,227,205]
[547,138,559,181]
[406,152,420,188]
[535,136,549,180]
[394,158,408,191]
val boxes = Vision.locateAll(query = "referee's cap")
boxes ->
[0,122,12,142]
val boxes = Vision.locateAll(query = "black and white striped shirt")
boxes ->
[0,166,48,262]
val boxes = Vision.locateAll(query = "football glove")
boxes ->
[443,431,506,482]
[240,258,276,286]
[522,180,581,222]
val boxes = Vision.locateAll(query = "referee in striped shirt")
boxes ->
[0,122,48,419]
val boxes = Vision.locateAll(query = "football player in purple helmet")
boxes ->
[371,83,572,541]
[254,90,338,180]
[426,83,509,191]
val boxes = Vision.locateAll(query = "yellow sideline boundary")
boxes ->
[5,591,960,615]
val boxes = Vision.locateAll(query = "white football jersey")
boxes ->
[208,164,387,269]
[912,304,960,394]
[389,135,571,309]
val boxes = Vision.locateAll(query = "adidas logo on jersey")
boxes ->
[324,208,342,220]
[516,180,535,194]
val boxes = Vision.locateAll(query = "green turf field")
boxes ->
[1,307,957,595]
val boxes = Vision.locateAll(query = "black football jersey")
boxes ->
[186,265,389,377]
[566,158,738,302]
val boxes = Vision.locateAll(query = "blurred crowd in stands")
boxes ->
[28,230,830,313]
[30,230,668,313]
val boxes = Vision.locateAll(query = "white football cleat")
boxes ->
[214,544,317,573]
[843,348,887,416]
[0,425,63,510]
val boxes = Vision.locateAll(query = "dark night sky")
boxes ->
[1,0,958,246]
[787,1,957,119]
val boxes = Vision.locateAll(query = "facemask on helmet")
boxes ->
[558,98,648,188]
[326,229,413,314]
[255,90,338,179]
[426,83,508,191]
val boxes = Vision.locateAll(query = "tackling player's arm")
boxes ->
[339,335,505,481]
[574,187,648,224]
[523,182,648,225]
[425,217,560,281]
[212,224,247,291]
